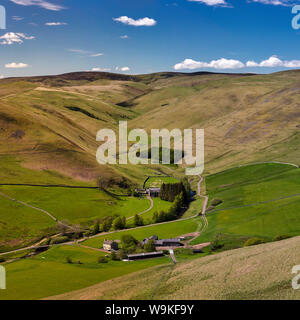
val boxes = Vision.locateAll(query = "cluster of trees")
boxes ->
[119,234,157,258]
[83,215,127,238]
[133,214,144,227]
[153,192,184,223]
[98,176,130,191]
[160,179,191,204]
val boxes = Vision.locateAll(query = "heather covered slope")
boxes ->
[47,235,300,300]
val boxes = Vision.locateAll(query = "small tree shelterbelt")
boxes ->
[160,179,191,204]
[153,192,184,223]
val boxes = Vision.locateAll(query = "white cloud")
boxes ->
[90,53,104,57]
[0,32,35,45]
[246,56,300,68]
[5,62,29,68]
[0,75,4,79]
[174,55,300,70]
[12,16,24,21]
[68,48,90,54]
[45,22,67,26]
[113,16,157,27]
[116,66,130,72]
[188,0,229,6]
[91,67,111,72]
[10,0,65,11]
[248,0,296,6]
[174,58,244,70]
[120,35,129,39]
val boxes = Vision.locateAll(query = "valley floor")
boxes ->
[46,235,300,300]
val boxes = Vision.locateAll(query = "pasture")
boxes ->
[193,163,300,248]
[0,245,170,300]
[0,185,151,250]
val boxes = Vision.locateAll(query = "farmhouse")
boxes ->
[103,240,119,251]
[135,188,147,195]
[127,251,164,261]
[147,187,161,198]
[155,239,182,247]
[141,235,159,246]
[135,187,161,197]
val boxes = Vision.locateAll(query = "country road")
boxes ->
[197,175,209,235]
[126,194,154,221]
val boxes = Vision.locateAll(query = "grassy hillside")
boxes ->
[48,235,300,300]
[3,70,300,187]
[192,163,300,249]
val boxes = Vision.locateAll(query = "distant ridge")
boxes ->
[0,70,257,84]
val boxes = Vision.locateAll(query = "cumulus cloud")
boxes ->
[116,66,130,72]
[91,67,111,72]
[45,22,67,26]
[113,16,157,27]
[5,62,28,68]
[0,32,35,45]
[188,0,230,6]
[10,0,65,11]
[174,55,300,70]
[246,56,300,68]
[120,35,129,39]
[174,58,244,70]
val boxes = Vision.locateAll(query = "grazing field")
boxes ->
[133,197,174,224]
[0,185,151,250]
[192,163,300,248]
[51,236,300,300]
[0,245,170,300]
[83,217,200,249]
[0,195,55,251]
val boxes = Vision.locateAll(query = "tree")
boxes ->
[144,239,156,252]
[93,221,100,235]
[111,251,120,261]
[121,234,138,253]
[72,224,83,239]
[57,221,69,236]
[134,214,144,227]
[66,257,73,264]
[98,177,111,190]
[102,217,113,232]
[98,256,108,264]
[113,216,126,230]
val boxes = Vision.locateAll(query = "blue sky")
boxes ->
[1,0,300,77]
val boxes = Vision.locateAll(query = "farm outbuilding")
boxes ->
[127,251,164,261]
[155,239,182,247]
[103,240,119,251]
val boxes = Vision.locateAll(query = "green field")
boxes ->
[193,163,300,248]
[0,186,151,250]
[0,245,170,300]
